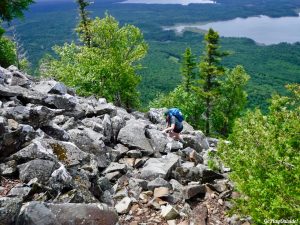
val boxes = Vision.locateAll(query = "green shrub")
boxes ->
[0,36,16,68]
[219,84,300,224]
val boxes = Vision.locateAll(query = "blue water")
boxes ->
[122,0,215,5]
[164,14,300,45]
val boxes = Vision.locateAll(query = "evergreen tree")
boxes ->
[0,0,34,22]
[196,28,228,135]
[181,47,196,93]
[76,0,92,47]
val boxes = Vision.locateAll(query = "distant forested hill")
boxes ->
[6,0,300,109]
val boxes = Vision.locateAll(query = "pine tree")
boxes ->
[181,47,197,93]
[76,0,92,47]
[196,28,228,135]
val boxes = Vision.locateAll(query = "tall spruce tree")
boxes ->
[197,28,228,135]
[76,0,92,47]
[181,47,197,93]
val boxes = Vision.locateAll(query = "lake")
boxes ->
[121,0,216,5]
[163,14,300,45]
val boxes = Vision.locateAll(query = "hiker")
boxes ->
[162,108,184,141]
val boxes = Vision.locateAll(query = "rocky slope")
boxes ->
[0,66,250,225]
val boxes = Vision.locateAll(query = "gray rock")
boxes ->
[100,190,115,206]
[173,167,203,184]
[111,144,129,161]
[165,139,183,152]
[111,115,126,142]
[7,185,32,200]
[98,98,107,104]
[94,103,117,117]
[115,107,133,120]
[181,121,195,134]
[5,105,63,129]
[118,119,153,156]
[129,178,148,191]
[182,131,209,152]
[183,184,206,199]
[0,116,7,135]
[131,111,145,120]
[115,197,132,214]
[103,162,127,175]
[146,108,167,124]
[68,128,108,167]
[181,162,196,168]
[43,94,76,110]
[10,71,30,87]
[140,153,180,180]
[147,177,171,191]
[102,114,112,143]
[0,125,36,158]
[11,139,89,167]
[0,197,23,225]
[126,150,142,158]
[145,128,169,153]
[97,177,113,192]
[31,80,64,95]
[105,171,122,182]
[161,205,180,220]
[197,164,224,183]
[18,159,57,184]
[41,123,70,141]
[48,82,67,95]
[54,189,99,204]
[169,179,184,193]
[0,160,17,176]
[81,118,104,133]
[17,202,118,225]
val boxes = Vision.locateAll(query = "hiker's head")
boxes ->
[164,110,170,121]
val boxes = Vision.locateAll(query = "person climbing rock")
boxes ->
[162,108,184,141]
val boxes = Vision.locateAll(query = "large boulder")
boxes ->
[68,127,108,168]
[10,139,89,167]
[118,119,153,156]
[0,197,23,225]
[145,128,169,153]
[140,153,180,180]
[17,159,57,184]
[182,131,209,152]
[0,124,37,158]
[146,108,167,124]
[16,202,119,225]
[31,80,67,95]
[41,123,70,141]
[5,105,63,129]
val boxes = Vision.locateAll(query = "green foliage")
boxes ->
[218,84,300,224]
[0,36,16,68]
[0,0,34,22]
[213,65,250,136]
[40,14,148,108]
[11,1,300,111]
[195,28,228,135]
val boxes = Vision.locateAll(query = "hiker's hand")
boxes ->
[162,129,167,134]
